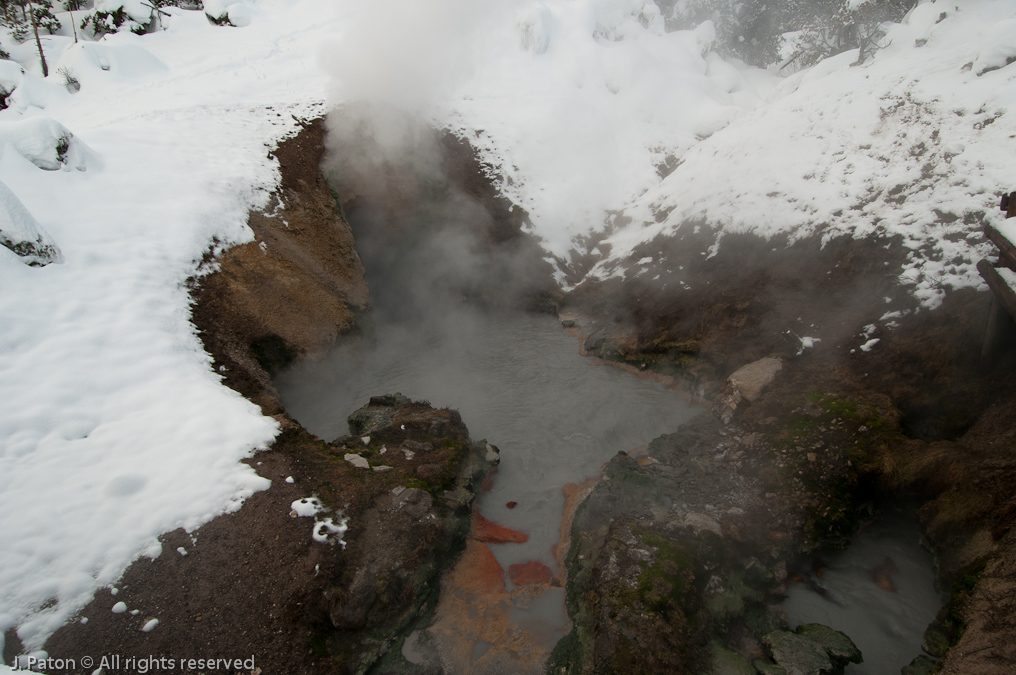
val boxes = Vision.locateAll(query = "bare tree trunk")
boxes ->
[69,9,78,43]
[28,1,48,77]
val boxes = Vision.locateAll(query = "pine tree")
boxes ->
[64,0,83,42]
[659,0,789,68]
[785,0,915,68]
[28,0,49,77]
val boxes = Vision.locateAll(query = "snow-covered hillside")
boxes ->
[0,0,334,656]
[1,0,1014,662]
[584,0,1016,310]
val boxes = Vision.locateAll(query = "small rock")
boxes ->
[710,640,757,675]
[561,319,576,328]
[765,624,862,675]
[506,501,518,509]
[682,512,723,537]
[901,655,938,675]
[372,465,393,472]
[361,436,371,445]
[728,357,783,402]
[485,443,500,463]
[401,440,433,453]
[796,623,862,664]
[764,630,832,674]
[583,328,606,352]
[752,660,788,675]
[807,452,817,462]
[344,453,370,469]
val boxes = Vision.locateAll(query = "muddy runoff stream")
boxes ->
[277,304,698,667]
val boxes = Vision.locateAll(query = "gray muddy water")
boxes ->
[275,306,698,576]
[782,513,943,673]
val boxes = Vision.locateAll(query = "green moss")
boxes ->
[635,531,698,613]
[808,393,859,418]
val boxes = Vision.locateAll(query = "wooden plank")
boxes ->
[982,294,1006,360]
[978,258,1016,325]
[984,224,1016,271]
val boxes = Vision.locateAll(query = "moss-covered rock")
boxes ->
[901,654,939,675]
[763,624,862,675]
[710,639,756,675]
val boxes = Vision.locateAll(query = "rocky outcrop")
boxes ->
[763,624,862,674]
[559,212,1016,673]
[318,395,497,673]
[550,354,923,673]
[190,117,369,414]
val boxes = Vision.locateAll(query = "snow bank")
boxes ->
[53,42,169,88]
[0,60,69,112]
[0,180,61,266]
[0,0,337,655]
[95,0,153,26]
[0,117,93,171]
[579,0,1014,308]
[204,0,254,27]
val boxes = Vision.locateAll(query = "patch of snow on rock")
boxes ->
[0,180,61,266]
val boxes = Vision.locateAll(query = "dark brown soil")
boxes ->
[43,433,336,675]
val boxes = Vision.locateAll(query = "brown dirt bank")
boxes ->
[557,221,1016,673]
[34,120,501,675]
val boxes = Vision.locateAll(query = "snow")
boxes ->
[0,0,337,656]
[291,497,347,546]
[290,497,323,517]
[94,0,153,26]
[550,0,1010,307]
[140,618,159,632]
[312,517,348,546]
[111,602,126,614]
[0,117,94,171]
[389,0,1009,310]
[0,180,62,266]
[996,265,1016,292]
[2,0,1015,662]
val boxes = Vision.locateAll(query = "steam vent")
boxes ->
[4,2,1016,675]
